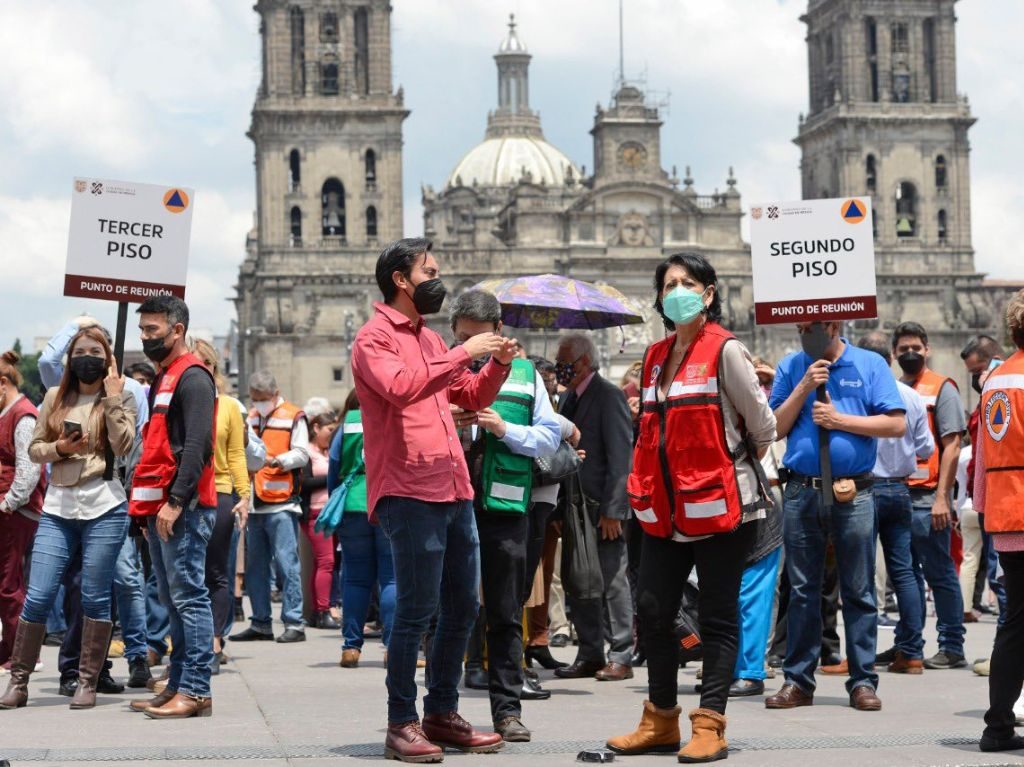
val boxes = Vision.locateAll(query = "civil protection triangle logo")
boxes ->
[986,391,1012,442]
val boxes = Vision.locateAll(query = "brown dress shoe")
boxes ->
[849,685,881,711]
[887,651,924,675]
[421,711,504,753]
[129,687,177,712]
[340,649,360,668]
[765,683,814,709]
[595,662,634,681]
[143,692,213,719]
[820,658,848,675]
[964,611,979,623]
[554,659,605,679]
[385,720,444,763]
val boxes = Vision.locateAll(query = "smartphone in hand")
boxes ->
[63,420,83,438]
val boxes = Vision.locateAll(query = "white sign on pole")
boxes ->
[65,177,195,303]
[748,196,876,325]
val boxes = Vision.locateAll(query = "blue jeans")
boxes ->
[782,482,878,694]
[735,547,782,681]
[980,517,1009,625]
[22,505,129,624]
[147,507,216,698]
[873,481,924,659]
[113,535,149,661]
[146,567,170,656]
[246,511,304,630]
[909,490,965,656]
[376,496,480,724]
[338,512,395,651]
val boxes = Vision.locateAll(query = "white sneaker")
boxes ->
[34,660,44,672]
[1014,693,1024,726]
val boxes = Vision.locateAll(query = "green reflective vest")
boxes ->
[340,409,368,513]
[481,358,536,515]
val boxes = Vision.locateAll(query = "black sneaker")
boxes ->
[980,733,1024,752]
[97,669,125,694]
[874,646,897,667]
[923,651,967,670]
[230,626,274,642]
[59,674,79,697]
[127,657,152,689]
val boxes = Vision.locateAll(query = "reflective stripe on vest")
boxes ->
[481,358,535,515]
[129,352,218,517]
[909,369,958,490]
[981,351,1024,533]
[252,401,305,504]
[628,323,748,538]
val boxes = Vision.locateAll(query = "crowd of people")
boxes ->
[1,238,1023,762]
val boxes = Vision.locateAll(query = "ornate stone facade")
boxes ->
[235,0,406,404]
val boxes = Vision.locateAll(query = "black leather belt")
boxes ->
[790,473,874,491]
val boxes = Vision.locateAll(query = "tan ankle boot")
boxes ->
[70,618,113,710]
[606,700,681,754]
[678,708,727,763]
[0,620,46,710]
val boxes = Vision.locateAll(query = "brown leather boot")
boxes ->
[129,687,177,712]
[888,651,924,675]
[340,649,360,668]
[0,620,46,710]
[70,618,113,710]
[678,708,728,763]
[606,700,681,754]
[421,711,504,753]
[384,720,444,763]
[144,692,213,719]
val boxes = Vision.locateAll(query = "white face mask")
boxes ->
[253,400,276,418]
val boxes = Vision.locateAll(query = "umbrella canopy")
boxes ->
[471,274,645,330]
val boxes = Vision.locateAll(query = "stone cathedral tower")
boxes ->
[235,0,408,404]
[795,0,1007,384]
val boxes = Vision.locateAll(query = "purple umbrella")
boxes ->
[471,274,645,330]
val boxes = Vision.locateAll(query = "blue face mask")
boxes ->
[662,286,708,325]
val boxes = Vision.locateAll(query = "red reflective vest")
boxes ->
[980,351,1024,533]
[129,352,217,517]
[627,322,759,538]
[249,401,305,504]
[0,395,46,514]
[909,368,958,490]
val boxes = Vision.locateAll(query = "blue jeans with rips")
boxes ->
[909,490,966,657]
[147,507,216,698]
[245,511,304,631]
[782,482,879,695]
[376,496,480,724]
[873,480,924,659]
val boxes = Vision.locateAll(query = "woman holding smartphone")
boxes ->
[0,326,136,711]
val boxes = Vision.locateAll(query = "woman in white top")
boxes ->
[0,327,136,712]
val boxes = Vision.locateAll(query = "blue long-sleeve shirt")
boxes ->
[873,380,934,478]
[494,372,561,459]
[39,321,149,432]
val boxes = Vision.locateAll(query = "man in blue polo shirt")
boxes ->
[765,322,905,713]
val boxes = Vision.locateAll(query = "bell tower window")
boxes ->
[895,182,917,238]
[366,206,378,239]
[321,55,339,95]
[938,209,948,241]
[290,206,302,246]
[321,178,346,238]
[288,149,300,192]
[866,154,877,193]
[289,7,305,96]
[365,149,377,189]
[320,12,338,43]
[935,155,947,189]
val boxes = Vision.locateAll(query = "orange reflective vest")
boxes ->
[980,351,1024,533]
[250,401,305,504]
[130,352,218,516]
[908,368,958,489]
[627,323,764,538]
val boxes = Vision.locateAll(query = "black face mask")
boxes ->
[971,373,984,394]
[408,278,447,316]
[897,351,925,377]
[70,355,106,384]
[142,333,174,363]
[799,323,832,361]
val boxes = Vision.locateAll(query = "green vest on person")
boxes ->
[340,409,368,513]
[481,358,535,515]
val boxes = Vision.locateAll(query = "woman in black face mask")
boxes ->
[0,327,137,712]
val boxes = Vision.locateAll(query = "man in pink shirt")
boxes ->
[352,238,516,763]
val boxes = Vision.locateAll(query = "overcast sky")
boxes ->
[1,0,1020,353]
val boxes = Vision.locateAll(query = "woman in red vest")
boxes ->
[975,289,1024,752]
[607,253,777,763]
[0,350,46,672]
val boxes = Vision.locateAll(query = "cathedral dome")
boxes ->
[447,135,579,188]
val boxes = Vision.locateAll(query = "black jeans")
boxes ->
[638,523,754,714]
[524,502,556,598]
[205,493,237,639]
[984,550,1024,740]
[477,509,529,722]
